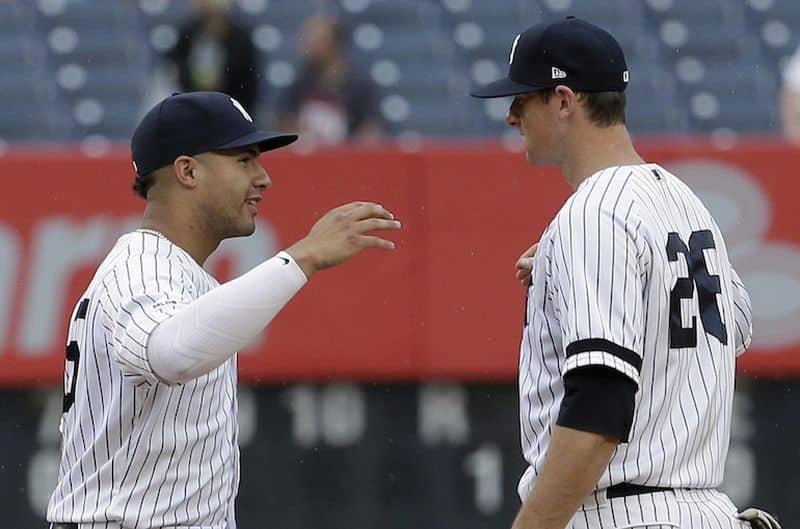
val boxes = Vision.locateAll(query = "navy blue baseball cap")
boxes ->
[470,17,628,98]
[131,91,298,176]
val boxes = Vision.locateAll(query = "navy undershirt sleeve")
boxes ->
[556,365,637,442]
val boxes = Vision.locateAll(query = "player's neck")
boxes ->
[560,124,644,190]
[140,203,220,266]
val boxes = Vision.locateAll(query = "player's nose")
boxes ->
[505,110,520,128]
[253,165,271,190]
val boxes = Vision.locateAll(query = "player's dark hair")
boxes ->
[536,89,627,127]
[579,91,627,127]
[132,172,156,199]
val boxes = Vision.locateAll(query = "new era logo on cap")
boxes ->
[551,67,567,79]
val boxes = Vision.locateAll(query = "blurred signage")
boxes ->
[0,142,798,385]
[0,382,792,527]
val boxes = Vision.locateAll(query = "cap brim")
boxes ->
[470,77,547,98]
[217,130,299,153]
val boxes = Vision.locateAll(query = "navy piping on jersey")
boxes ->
[565,338,643,372]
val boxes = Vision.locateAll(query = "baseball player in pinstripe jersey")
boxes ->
[472,17,780,529]
[46,91,401,529]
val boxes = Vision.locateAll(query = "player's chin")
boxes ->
[241,209,258,231]
[525,148,554,167]
[240,220,257,236]
[524,149,540,166]
[231,216,257,237]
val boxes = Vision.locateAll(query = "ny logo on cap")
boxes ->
[230,97,253,123]
[509,34,521,64]
[551,67,567,79]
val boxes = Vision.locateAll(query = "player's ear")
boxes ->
[554,85,577,120]
[173,155,198,190]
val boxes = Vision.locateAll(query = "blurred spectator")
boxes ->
[278,14,384,145]
[780,46,800,144]
[168,0,260,110]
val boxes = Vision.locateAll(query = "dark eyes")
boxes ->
[237,150,259,163]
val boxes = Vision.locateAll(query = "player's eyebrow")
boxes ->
[509,95,530,116]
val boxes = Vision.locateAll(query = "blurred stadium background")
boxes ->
[2,0,799,142]
[1,0,799,527]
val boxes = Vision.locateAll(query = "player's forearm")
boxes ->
[147,251,307,383]
[511,426,618,529]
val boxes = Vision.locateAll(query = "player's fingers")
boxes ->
[349,203,395,221]
[516,256,535,271]
[764,512,781,529]
[737,509,781,529]
[358,235,396,250]
[514,244,538,284]
[519,242,539,260]
[515,267,533,287]
[738,508,757,521]
[757,510,781,529]
[329,202,359,214]
[355,218,402,233]
[332,201,383,216]
[340,200,376,209]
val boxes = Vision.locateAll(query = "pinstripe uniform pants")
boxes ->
[569,489,749,529]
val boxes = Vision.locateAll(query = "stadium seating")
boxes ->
[2,0,793,143]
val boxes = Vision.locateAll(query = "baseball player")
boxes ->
[46,91,400,529]
[471,17,780,529]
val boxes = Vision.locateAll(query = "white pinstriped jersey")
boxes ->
[48,231,239,529]
[518,164,752,500]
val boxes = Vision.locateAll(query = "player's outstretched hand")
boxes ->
[737,508,781,529]
[286,201,401,278]
[515,242,539,286]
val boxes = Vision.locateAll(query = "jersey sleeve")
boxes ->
[105,237,192,385]
[730,267,752,357]
[550,188,647,386]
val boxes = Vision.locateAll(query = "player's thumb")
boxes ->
[516,257,535,270]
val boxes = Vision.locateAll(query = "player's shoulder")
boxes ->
[555,165,649,224]
[107,231,174,265]
[98,231,198,285]
[576,164,657,201]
